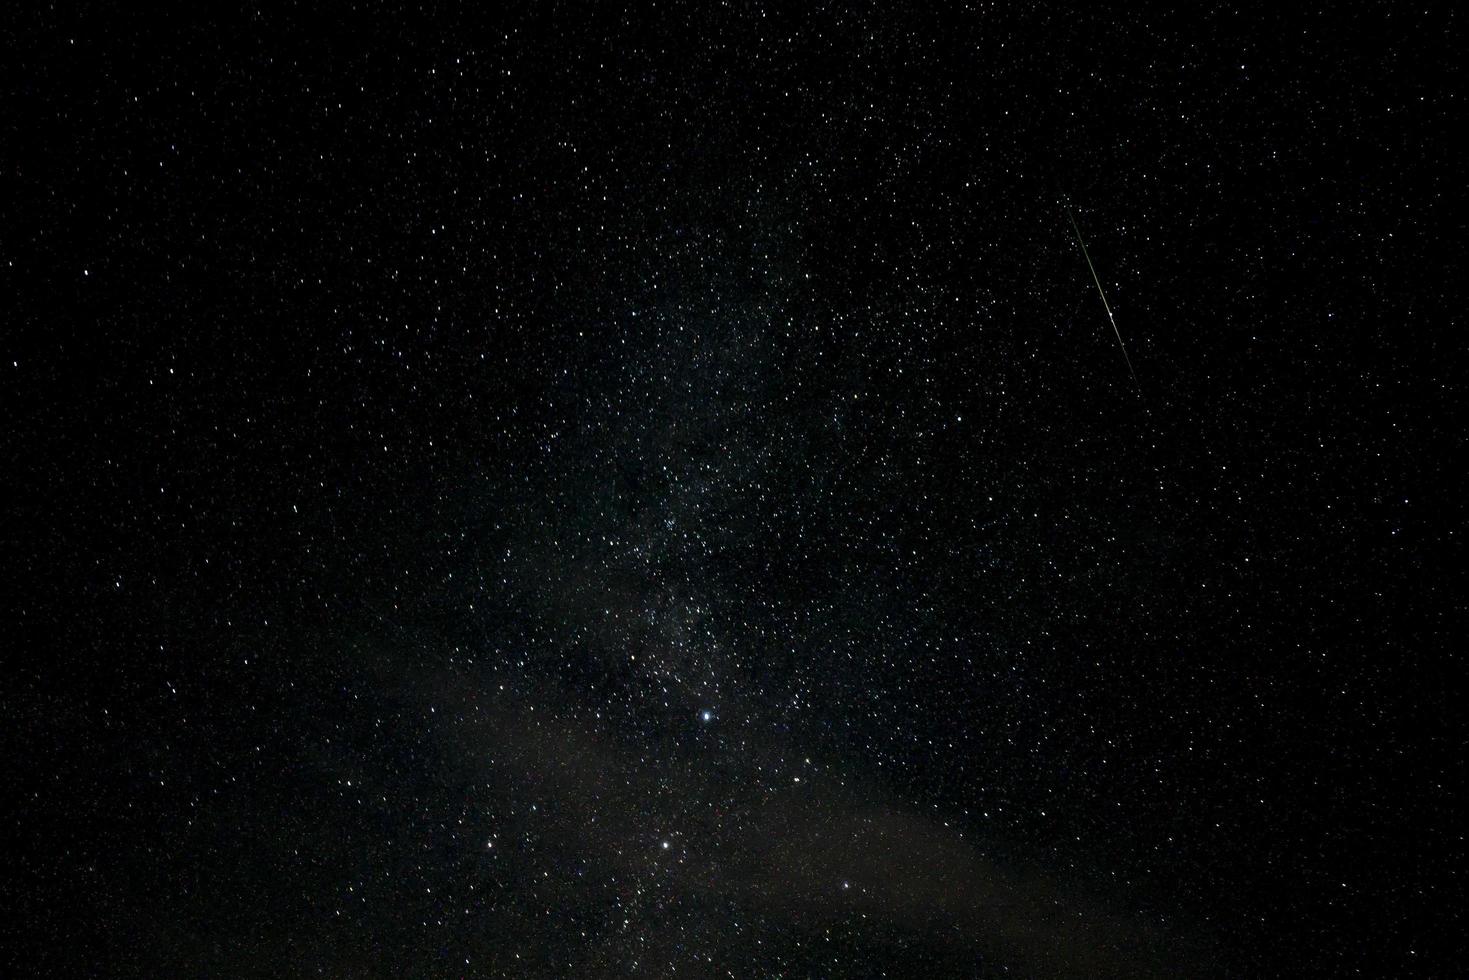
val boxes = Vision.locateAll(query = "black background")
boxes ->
[4,4,1461,977]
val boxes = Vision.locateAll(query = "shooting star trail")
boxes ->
[1067,208,1140,391]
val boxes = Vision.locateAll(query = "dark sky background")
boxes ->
[4,4,1461,978]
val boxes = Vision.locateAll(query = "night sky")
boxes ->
[5,5,1461,978]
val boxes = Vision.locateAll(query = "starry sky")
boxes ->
[4,4,1461,978]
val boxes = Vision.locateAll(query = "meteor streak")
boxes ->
[1068,208,1140,391]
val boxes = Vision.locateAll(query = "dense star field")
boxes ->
[4,5,1460,978]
